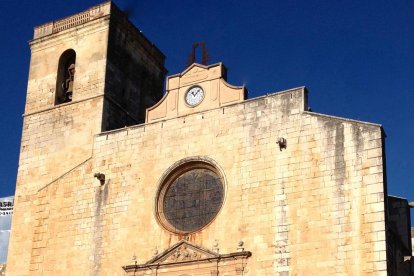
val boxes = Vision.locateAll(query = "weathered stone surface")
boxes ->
[7,2,393,275]
[146,63,245,122]
[7,2,166,275]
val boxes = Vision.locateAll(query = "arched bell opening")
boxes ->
[55,49,76,105]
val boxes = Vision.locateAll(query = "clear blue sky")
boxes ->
[0,1,413,215]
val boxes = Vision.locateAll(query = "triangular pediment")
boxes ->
[122,240,252,274]
[145,240,219,265]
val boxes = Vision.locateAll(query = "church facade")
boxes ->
[6,2,412,275]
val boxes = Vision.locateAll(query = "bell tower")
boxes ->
[18,1,166,192]
[8,2,166,274]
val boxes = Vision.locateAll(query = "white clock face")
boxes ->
[185,86,204,107]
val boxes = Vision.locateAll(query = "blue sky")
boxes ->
[0,1,413,217]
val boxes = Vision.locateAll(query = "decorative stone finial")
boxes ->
[237,241,244,252]
[212,239,219,254]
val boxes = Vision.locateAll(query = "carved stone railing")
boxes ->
[33,1,111,39]
[53,11,90,33]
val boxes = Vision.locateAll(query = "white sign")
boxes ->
[0,196,13,264]
[0,200,13,216]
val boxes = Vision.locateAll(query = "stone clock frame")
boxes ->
[184,85,205,107]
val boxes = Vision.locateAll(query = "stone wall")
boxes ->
[387,196,412,252]
[385,196,412,275]
[26,17,109,114]
[412,228,414,272]
[8,14,110,273]
[7,3,167,274]
[8,87,388,275]
[412,228,414,252]
[103,4,166,130]
[7,2,392,275]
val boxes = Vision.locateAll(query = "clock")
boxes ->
[185,86,204,107]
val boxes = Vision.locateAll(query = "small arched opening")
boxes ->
[55,49,76,105]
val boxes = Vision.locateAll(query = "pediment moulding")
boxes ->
[122,240,251,275]
[146,63,247,122]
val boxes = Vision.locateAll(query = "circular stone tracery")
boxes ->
[156,162,224,234]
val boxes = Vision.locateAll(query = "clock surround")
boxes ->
[185,85,205,107]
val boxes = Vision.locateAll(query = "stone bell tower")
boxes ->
[7,2,166,274]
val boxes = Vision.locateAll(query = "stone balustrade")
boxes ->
[33,1,111,39]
